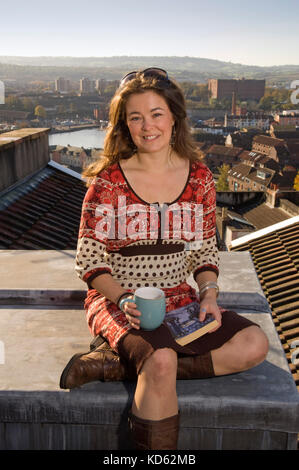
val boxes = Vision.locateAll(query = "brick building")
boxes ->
[227,150,297,192]
[55,78,70,93]
[224,112,270,130]
[208,78,265,101]
[202,144,243,172]
[274,111,299,127]
[251,135,289,163]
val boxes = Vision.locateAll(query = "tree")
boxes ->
[22,97,35,112]
[34,105,46,118]
[6,95,22,109]
[293,171,299,191]
[216,164,230,191]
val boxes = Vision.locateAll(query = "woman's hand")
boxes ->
[199,297,222,333]
[122,300,141,330]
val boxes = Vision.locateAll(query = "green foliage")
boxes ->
[34,105,46,118]
[216,164,230,191]
[5,95,22,109]
[258,87,299,111]
[22,97,35,112]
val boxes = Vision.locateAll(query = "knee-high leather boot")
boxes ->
[177,352,215,379]
[128,410,180,450]
[60,342,214,389]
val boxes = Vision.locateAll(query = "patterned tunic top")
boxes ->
[75,159,220,351]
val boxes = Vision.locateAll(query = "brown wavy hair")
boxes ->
[82,71,202,186]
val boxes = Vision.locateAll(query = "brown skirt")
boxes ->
[117,310,258,376]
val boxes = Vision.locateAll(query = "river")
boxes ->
[48,128,106,149]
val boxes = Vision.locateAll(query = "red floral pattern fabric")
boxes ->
[76,160,221,351]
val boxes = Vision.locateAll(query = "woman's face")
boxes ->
[125,90,175,154]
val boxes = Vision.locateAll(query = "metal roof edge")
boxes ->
[48,160,84,181]
[230,215,299,248]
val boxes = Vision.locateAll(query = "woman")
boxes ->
[60,68,269,450]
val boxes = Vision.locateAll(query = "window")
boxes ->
[257,170,266,179]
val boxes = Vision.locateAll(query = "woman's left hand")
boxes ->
[199,298,222,333]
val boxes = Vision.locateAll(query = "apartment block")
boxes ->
[208,78,265,101]
[55,77,70,93]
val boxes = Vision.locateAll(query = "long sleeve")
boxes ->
[75,176,113,289]
[187,166,219,280]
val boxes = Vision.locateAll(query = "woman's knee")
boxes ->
[141,348,177,383]
[239,326,269,369]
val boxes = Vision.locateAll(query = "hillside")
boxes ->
[1,56,299,85]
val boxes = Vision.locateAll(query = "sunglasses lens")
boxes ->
[143,68,168,80]
[120,68,169,87]
[120,72,137,86]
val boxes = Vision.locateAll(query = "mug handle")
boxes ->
[119,296,134,312]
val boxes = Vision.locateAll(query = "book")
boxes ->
[164,301,219,346]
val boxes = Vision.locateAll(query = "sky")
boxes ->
[1,0,299,66]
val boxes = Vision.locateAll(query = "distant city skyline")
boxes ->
[1,0,299,67]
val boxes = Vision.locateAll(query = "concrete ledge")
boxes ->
[0,307,299,449]
[0,249,299,449]
[0,250,273,313]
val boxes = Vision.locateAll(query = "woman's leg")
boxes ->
[211,325,269,376]
[129,348,180,450]
[132,347,178,420]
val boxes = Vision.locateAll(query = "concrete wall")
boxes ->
[0,128,50,193]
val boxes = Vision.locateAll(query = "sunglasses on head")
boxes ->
[120,67,169,87]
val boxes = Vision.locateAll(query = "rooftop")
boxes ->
[253,135,286,148]
[230,216,299,389]
[1,249,299,450]
[0,128,50,149]
[237,201,293,230]
[0,161,85,250]
[206,144,243,157]
[0,128,298,450]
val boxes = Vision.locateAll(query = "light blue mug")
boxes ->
[119,287,166,331]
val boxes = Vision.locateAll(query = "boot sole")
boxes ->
[59,351,90,389]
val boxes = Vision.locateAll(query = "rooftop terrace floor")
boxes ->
[0,250,298,450]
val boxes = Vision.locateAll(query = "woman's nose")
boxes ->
[141,118,152,130]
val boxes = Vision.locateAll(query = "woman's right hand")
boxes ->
[122,300,141,329]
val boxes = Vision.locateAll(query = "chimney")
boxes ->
[0,128,50,193]
[224,113,228,127]
[218,206,229,240]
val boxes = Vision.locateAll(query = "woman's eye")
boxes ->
[153,113,162,118]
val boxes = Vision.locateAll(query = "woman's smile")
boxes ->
[143,134,160,141]
[126,90,174,153]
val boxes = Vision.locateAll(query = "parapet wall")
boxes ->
[0,128,50,193]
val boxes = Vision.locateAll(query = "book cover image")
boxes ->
[164,301,219,346]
